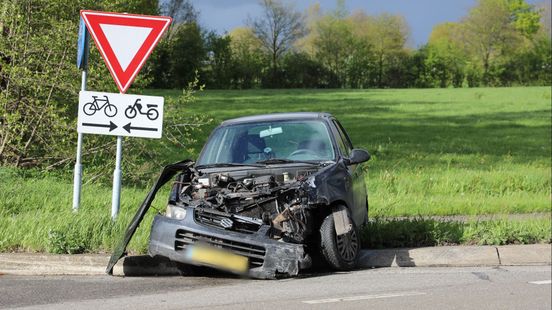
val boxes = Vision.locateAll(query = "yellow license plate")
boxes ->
[186,244,248,273]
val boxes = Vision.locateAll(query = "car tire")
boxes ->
[319,210,360,270]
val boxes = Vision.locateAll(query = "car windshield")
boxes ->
[197,120,335,165]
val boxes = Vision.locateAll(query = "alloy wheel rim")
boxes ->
[336,227,358,262]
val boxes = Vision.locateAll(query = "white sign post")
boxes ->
[74,10,171,219]
[77,91,164,218]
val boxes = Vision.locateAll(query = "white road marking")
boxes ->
[528,280,551,285]
[302,291,426,304]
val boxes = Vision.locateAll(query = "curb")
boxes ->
[357,244,550,268]
[1,244,549,277]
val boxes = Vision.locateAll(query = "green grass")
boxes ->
[177,87,552,217]
[1,87,550,253]
[0,168,165,253]
[362,217,551,248]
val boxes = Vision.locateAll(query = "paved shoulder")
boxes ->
[1,244,550,276]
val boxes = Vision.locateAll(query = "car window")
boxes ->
[198,120,336,164]
[332,120,352,157]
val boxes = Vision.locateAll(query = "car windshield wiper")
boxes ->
[256,158,320,165]
[195,163,265,169]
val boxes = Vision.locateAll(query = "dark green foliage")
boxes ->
[203,32,233,89]
[47,229,89,254]
[282,52,333,88]
[168,23,204,88]
[499,37,552,85]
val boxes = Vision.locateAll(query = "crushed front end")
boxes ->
[148,164,327,279]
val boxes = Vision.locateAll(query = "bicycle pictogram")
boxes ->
[83,95,118,117]
[124,99,159,121]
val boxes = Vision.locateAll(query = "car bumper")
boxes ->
[148,207,310,279]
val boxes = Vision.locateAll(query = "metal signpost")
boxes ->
[73,17,90,212]
[73,11,171,219]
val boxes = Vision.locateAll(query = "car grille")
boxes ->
[174,229,265,268]
[194,210,260,234]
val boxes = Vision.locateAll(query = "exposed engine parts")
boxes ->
[169,168,316,243]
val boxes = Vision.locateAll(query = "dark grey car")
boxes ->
[107,112,370,279]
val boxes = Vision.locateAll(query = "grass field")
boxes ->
[1,87,550,253]
[178,87,552,217]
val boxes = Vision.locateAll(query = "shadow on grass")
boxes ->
[361,218,466,249]
[361,217,551,250]
[188,95,550,161]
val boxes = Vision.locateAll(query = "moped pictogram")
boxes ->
[124,99,159,121]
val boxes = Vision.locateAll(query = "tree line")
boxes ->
[0,0,550,170]
[150,0,551,89]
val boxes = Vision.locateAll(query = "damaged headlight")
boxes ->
[165,205,187,220]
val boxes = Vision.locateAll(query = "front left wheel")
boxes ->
[319,210,360,270]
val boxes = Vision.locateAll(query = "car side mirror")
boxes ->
[346,149,371,165]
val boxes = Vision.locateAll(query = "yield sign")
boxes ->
[80,10,172,93]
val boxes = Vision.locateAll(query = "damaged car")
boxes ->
[106,112,370,279]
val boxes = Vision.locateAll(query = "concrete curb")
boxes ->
[1,244,549,277]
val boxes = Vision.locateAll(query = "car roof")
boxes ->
[220,112,333,126]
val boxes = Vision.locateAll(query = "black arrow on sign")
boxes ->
[123,122,158,133]
[82,121,117,132]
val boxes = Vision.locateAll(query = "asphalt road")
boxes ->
[1,266,550,309]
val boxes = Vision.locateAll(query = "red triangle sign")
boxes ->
[80,10,172,93]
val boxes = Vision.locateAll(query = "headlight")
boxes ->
[166,205,187,220]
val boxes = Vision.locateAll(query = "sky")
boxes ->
[191,0,542,47]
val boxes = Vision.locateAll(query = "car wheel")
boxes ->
[319,210,360,270]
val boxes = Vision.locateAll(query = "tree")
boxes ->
[168,23,205,88]
[250,0,305,86]
[203,32,233,88]
[148,0,203,88]
[363,13,410,87]
[460,0,541,85]
[426,22,466,87]
[346,10,378,88]
[160,0,198,37]
[282,52,331,88]
[311,2,353,87]
[228,27,265,88]
[508,0,541,37]
[500,1,551,85]
[538,0,551,37]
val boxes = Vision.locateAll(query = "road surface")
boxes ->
[1,266,550,309]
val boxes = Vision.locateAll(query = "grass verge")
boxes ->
[1,87,550,253]
[362,217,551,248]
[0,167,549,253]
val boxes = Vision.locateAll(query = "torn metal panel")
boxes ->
[106,159,194,275]
[333,205,352,235]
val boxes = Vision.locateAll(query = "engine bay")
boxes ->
[167,166,322,243]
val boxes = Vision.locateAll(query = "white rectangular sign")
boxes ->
[78,91,163,138]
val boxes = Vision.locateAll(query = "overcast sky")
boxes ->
[191,0,542,47]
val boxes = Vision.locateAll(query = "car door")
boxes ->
[331,119,368,226]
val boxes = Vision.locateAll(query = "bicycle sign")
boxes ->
[78,90,163,139]
[83,95,118,117]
